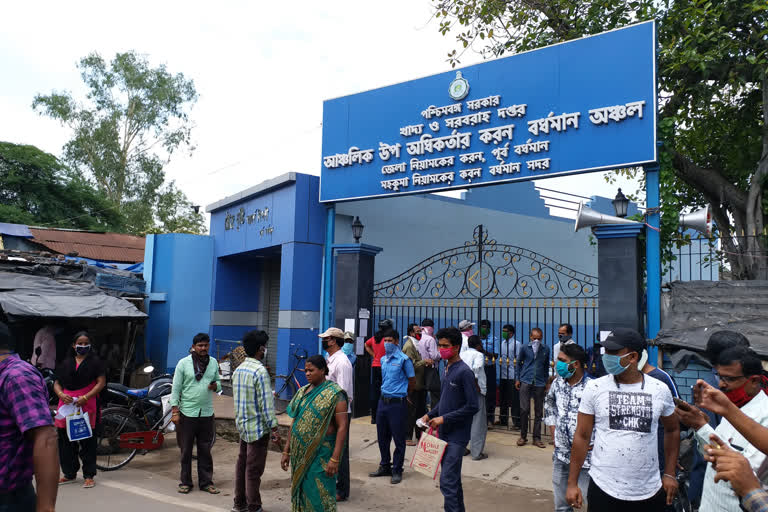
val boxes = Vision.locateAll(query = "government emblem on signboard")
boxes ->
[448,71,469,101]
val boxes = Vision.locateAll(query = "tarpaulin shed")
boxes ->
[0,271,147,321]
[656,280,768,358]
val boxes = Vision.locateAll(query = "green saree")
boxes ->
[287,380,347,512]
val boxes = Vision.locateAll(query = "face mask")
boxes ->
[75,345,91,356]
[384,342,398,356]
[602,353,632,375]
[502,332,510,340]
[439,347,455,360]
[322,340,330,351]
[558,334,570,343]
[556,360,576,379]
[415,333,422,341]
[530,339,541,347]
[480,328,489,337]
[637,349,648,371]
[262,347,268,359]
[464,329,474,338]
[725,381,753,408]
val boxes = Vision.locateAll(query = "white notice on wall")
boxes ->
[344,318,355,335]
[356,337,365,356]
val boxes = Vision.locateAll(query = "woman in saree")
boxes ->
[281,355,349,511]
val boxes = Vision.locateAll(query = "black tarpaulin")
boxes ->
[0,272,147,320]
[656,280,768,357]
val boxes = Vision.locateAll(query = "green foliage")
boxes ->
[0,142,125,231]
[433,0,768,278]
[33,51,206,235]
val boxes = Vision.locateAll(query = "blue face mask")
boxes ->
[384,342,399,356]
[556,360,575,379]
[602,352,632,375]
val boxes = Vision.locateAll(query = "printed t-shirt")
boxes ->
[578,374,675,501]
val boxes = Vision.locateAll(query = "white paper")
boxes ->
[416,418,428,429]
[55,403,77,420]
[344,318,355,335]
[356,336,365,356]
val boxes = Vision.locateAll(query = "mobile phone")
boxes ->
[673,397,692,411]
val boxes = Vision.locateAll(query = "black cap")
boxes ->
[602,328,646,353]
[378,318,394,330]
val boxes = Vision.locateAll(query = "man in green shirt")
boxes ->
[170,333,222,494]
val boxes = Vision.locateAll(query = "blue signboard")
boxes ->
[320,21,656,203]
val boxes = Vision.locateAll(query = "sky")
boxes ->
[0,0,640,220]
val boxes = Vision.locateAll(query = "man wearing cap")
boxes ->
[321,327,354,502]
[342,331,357,367]
[365,319,393,424]
[459,320,475,353]
[566,328,680,511]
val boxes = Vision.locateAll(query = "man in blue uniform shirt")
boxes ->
[369,328,415,485]
[421,326,479,512]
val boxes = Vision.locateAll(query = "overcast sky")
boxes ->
[1,0,640,218]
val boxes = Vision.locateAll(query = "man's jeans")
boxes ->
[0,483,36,512]
[552,458,589,512]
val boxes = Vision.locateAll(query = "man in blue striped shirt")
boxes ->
[232,330,279,512]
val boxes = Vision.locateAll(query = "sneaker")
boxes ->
[58,477,77,485]
[368,465,392,477]
[472,453,489,461]
[83,478,95,489]
[391,472,402,484]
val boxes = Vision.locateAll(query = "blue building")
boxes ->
[142,172,625,379]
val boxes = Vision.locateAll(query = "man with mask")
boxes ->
[365,318,393,424]
[171,333,222,494]
[499,324,521,429]
[369,329,415,485]
[459,320,474,353]
[419,318,440,407]
[232,330,279,512]
[552,323,576,376]
[461,335,488,460]
[545,344,592,512]
[675,346,768,511]
[479,319,499,425]
[420,326,478,512]
[516,328,550,447]
[321,327,354,502]
[566,328,679,511]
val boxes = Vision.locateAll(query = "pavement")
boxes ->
[57,395,556,511]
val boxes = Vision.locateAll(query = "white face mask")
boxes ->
[263,347,268,359]
[637,349,648,370]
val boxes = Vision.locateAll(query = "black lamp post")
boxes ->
[612,188,629,218]
[351,216,364,243]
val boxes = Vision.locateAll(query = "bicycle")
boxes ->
[274,346,308,413]
[95,393,216,471]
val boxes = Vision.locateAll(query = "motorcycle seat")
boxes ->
[126,388,148,398]
[107,383,148,398]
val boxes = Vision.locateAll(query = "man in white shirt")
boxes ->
[676,345,768,512]
[460,335,488,460]
[458,320,474,353]
[321,327,354,502]
[552,323,576,375]
[567,328,680,511]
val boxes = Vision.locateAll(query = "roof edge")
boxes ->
[206,172,298,213]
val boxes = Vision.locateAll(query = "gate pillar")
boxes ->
[593,224,645,336]
[333,243,383,417]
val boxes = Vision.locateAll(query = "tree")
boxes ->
[0,141,125,231]
[433,0,768,279]
[33,51,206,235]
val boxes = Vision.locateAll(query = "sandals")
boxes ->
[200,485,221,495]
[58,477,77,485]
[83,479,95,488]
[178,485,192,494]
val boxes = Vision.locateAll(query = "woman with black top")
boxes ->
[53,331,106,489]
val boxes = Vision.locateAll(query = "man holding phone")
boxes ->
[675,346,768,511]
[170,333,222,494]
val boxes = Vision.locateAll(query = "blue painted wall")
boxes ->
[144,234,214,373]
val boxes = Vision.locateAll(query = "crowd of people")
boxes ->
[5,316,768,512]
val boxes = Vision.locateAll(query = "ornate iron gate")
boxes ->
[372,225,599,354]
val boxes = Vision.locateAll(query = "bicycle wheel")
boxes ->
[96,407,141,471]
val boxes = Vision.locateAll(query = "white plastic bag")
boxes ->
[161,395,175,432]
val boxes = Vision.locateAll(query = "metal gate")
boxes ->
[372,225,599,354]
